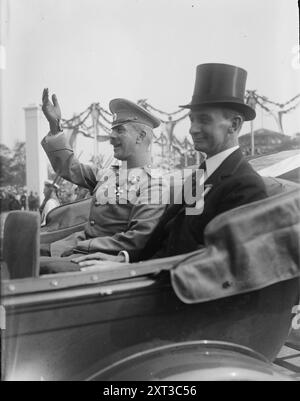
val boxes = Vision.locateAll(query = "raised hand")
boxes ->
[42,88,62,135]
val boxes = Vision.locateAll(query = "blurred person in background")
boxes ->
[40,181,60,226]
[28,191,35,211]
[20,191,27,210]
[34,192,40,211]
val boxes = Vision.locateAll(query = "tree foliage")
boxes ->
[0,142,26,186]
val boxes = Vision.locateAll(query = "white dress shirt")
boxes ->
[203,145,240,181]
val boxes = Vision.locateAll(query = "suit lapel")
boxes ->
[162,149,245,222]
[184,148,245,210]
[205,148,244,187]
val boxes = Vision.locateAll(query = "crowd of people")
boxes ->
[0,186,40,212]
[0,183,90,214]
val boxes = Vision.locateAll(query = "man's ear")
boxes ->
[136,130,146,144]
[230,116,243,133]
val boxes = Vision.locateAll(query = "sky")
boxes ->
[1,0,300,155]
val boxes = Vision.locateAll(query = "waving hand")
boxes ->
[42,88,62,135]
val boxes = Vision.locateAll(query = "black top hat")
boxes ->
[180,63,256,121]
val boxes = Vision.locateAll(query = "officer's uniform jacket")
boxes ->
[42,133,169,257]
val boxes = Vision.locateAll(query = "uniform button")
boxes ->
[90,220,95,226]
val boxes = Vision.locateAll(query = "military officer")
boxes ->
[40,90,168,272]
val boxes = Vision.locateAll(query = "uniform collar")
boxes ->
[118,163,153,173]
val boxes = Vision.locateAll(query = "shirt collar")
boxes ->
[206,146,239,179]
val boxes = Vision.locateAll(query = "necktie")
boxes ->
[192,161,206,186]
[199,160,207,173]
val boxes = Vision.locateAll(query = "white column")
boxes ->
[24,105,48,201]
[0,0,8,141]
[0,45,4,140]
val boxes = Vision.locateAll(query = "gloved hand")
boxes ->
[42,88,62,135]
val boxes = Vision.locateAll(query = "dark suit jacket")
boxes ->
[128,149,268,262]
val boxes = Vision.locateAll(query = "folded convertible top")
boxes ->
[171,188,300,303]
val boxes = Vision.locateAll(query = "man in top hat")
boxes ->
[39,89,168,272]
[40,180,60,226]
[73,63,268,268]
